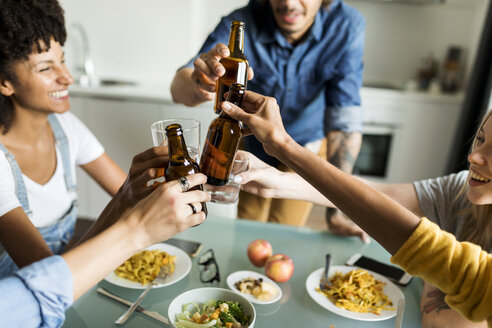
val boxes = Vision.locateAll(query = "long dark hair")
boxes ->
[0,0,66,134]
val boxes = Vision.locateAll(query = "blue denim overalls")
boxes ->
[0,114,78,278]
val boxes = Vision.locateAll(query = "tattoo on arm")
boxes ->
[327,131,362,173]
[423,289,451,315]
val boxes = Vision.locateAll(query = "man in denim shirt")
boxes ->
[172,0,365,228]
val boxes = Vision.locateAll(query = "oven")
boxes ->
[353,122,401,182]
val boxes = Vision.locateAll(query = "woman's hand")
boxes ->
[117,146,170,207]
[126,173,211,249]
[234,151,286,198]
[221,91,290,157]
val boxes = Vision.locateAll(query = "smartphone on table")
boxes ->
[346,253,413,286]
[164,238,203,258]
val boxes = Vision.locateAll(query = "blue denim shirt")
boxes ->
[0,256,73,327]
[186,0,365,165]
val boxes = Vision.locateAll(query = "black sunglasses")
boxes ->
[197,249,220,284]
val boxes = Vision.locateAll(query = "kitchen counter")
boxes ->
[69,81,176,104]
[70,80,465,105]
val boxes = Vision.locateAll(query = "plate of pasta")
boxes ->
[105,243,192,289]
[306,265,403,321]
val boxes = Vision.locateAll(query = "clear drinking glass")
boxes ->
[204,156,249,204]
[151,119,201,162]
[150,119,201,186]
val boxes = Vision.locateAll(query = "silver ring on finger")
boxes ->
[188,203,197,214]
[178,176,190,192]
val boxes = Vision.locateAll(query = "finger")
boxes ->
[213,43,230,58]
[194,56,216,79]
[131,146,169,164]
[167,173,208,193]
[129,156,168,177]
[247,66,254,81]
[180,189,211,204]
[186,212,207,227]
[221,100,252,123]
[192,71,217,93]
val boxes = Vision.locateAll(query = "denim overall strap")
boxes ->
[47,114,76,192]
[0,143,33,218]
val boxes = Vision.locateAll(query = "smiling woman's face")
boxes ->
[5,38,73,115]
[269,0,323,44]
[467,113,492,204]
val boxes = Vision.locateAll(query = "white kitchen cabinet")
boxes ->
[360,88,463,183]
[70,94,236,220]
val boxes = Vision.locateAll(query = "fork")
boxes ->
[115,264,171,325]
[319,254,332,290]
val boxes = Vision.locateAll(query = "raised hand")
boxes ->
[221,91,289,157]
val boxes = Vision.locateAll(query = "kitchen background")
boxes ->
[58,0,490,224]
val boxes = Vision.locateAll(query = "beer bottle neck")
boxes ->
[219,90,244,121]
[167,133,190,160]
[228,24,245,59]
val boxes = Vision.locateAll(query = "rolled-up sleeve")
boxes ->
[0,256,73,327]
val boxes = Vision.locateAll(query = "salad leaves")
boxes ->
[175,299,250,328]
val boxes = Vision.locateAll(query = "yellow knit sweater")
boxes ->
[391,217,492,326]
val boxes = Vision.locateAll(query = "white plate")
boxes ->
[105,243,191,289]
[306,265,404,321]
[226,270,282,304]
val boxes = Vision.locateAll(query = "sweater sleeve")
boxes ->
[391,217,492,325]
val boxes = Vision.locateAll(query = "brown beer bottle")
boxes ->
[164,124,207,217]
[214,20,248,114]
[201,83,245,186]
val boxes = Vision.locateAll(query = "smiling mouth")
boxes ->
[470,171,491,183]
[48,90,69,99]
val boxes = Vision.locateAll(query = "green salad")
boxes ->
[175,299,250,328]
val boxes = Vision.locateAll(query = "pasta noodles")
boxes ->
[114,249,176,285]
[317,269,395,314]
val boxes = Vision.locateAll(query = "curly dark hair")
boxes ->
[0,0,66,134]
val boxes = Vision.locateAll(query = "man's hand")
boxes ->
[191,43,230,102]
[327,208,370,243]
[173,43,255,106]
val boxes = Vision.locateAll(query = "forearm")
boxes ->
[171,68,205,106]
[274,137,419,254]
[76,189,130,244]
[63,217,139,300]
[420,282,487,328]
[0,209,53,268]
[325,130,362,173]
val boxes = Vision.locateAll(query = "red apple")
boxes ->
[247,239,273,267]
[265,253,294,283]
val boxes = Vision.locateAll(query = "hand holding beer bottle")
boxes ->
[213,21,249,114]
[200,83,245,186]
[165,124,208,218]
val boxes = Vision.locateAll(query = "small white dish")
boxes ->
[168,287,256,328]
[226,270,282,305]
[306,265,404,321]
[104,243,191,289]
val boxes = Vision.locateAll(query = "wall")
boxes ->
[60,0,488,89]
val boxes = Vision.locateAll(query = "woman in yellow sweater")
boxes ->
[220,91,492,326]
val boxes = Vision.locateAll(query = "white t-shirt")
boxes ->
[0,112,104,228]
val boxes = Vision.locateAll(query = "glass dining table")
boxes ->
[63,216,423,327]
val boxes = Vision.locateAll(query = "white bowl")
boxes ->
[168,287,256,328]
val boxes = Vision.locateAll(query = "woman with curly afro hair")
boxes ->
[0,0,129,278]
